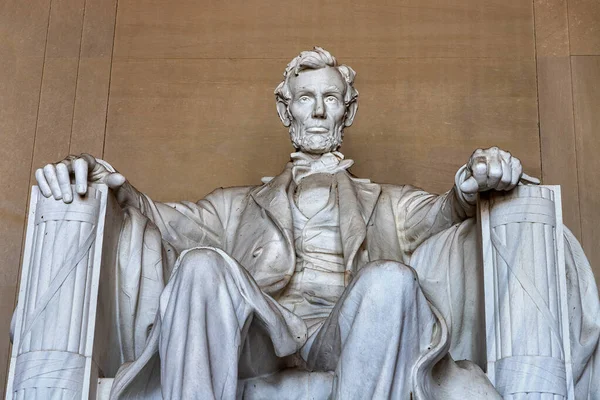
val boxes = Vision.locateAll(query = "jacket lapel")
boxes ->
[250,166,381,286]
[336,172,381,277]
[250,165,295,251]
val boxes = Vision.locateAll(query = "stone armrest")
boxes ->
[478,185,574,398]
[7,184,123,400]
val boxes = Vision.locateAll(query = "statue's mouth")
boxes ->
[306,127,329,134]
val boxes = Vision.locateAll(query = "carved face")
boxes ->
[286,67,348,154]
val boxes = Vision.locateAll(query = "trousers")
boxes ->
[158,247,437,399]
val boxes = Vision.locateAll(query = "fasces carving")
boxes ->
[480,186,574,399]
[6,48,600,399]
[7,185,122,400]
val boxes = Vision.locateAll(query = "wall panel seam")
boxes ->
[532,0,544,183]
[68,0,89,155]
[569,55,585,246]
[565,0,584,244]
[5,0,55,395]
[102,0,120,159]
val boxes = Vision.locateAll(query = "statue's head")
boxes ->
[275,47,359,154]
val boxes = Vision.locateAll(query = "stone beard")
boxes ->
[289,119,344,154]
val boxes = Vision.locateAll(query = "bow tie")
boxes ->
[291,151,354,184]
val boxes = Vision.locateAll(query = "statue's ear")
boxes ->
[276,100,291,127]
[344,100,358,127]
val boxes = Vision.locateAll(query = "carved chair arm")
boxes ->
[7,184,123,400]
[478,185,574,399]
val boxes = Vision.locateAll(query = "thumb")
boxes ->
[105,172,126,189]
[460,176,479,194]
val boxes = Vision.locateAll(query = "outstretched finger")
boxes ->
[35,168,52,197]
[43,164,62,200]
[56,163,73,203]
[73,158,88,194]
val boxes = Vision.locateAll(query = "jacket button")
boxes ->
[252,247,263,257]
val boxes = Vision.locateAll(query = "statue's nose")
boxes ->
[312,97,326,118]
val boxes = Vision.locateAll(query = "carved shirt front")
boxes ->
[278,174,345,337]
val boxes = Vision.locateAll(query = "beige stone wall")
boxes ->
[1,0,599,394]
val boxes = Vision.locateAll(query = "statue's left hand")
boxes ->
[459,147,522,194]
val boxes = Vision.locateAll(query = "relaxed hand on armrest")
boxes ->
[35,154,139,208]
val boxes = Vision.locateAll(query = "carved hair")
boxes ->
[274,47,359,107]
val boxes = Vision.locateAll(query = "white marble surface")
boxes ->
[479,185,574,399]
[7,47,599,399]
[6,184,122,400]
[96,379,114,400]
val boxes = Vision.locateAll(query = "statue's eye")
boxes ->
[325,96,338,103]
[299,96,310,103]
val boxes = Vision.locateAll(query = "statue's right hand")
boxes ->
[35,154,126,203]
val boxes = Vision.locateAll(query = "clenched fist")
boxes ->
[35,154,126,203]
[459,147,523,196]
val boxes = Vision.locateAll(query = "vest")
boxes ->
[278,177,346,336]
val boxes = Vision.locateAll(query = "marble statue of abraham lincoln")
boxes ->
[36,47,551,399]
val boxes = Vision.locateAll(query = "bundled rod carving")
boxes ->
[479,185,574,399]
[7,185,111,400]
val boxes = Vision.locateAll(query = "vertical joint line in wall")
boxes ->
[532,0,544,182]
[23,0,54,258]
[28,0,54,188]
[565,0,584,241]
[68,0,88,155]
[565,0,573,55]
[102,0,119,159]
[8,0,54,395]
[568,56,583,241]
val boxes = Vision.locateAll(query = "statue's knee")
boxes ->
[176,248,227,284]
[357,260,419,297]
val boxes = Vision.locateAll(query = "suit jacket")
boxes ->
[136,163,473,296]
[109,163,484,399]
[112,163,600,399]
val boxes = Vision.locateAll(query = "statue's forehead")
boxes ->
[289,67,346,92]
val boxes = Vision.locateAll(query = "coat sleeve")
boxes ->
[395,170,475,254]
[121,185,249,254]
